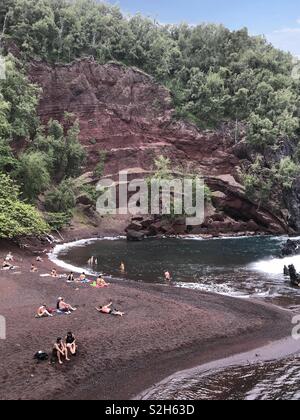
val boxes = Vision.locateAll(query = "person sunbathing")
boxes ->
[31,264,38,273]
[76,272,90,283]
[51,269,58,278]
[96,302,124,317]
[2,260,13,270]
[36,305,53,318]
[95,275,109,288]
[52,337,70,365]
[57,297,77,313]
[65,332,77,355]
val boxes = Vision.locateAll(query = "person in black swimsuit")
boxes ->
[67,272,75,282]
[65,332,77,355]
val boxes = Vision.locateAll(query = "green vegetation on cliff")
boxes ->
[1,0,299,142]
[0,173,49,238]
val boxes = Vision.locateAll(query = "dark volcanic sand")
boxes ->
[0,241,293,401]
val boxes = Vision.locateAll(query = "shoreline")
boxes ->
[137,334,300,400]
[0,236,295,400]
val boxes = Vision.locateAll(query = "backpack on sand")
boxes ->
[34,351,49,362]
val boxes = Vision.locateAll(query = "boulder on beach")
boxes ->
[126,230,146,241]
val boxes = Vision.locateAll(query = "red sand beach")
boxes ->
[0,239,293,400]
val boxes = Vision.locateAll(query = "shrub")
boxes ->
[45,212,72,231]
[44,179,76,213]
[0,173,49,238]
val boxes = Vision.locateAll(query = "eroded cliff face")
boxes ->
[30,58,289,236]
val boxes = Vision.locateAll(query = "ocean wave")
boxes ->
[250,254,300,275]
[174,282,250,298]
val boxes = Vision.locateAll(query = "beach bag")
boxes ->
[34,351,49,362]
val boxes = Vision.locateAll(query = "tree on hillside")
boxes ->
[0,173,49,238]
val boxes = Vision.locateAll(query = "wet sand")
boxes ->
[0,240,293,400]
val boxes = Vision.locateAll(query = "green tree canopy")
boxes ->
[0,173,49,238]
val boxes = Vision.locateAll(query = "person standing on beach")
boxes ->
[120,262,125,273]
[164,271,171,282]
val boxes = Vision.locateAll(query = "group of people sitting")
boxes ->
[52,333,77,365]
[36,297,77,318]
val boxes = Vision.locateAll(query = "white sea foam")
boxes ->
[251,255,300,275]
[175,282,250,299]
[48,236,125,274]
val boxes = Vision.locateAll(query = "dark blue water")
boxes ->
[57,235,300,308]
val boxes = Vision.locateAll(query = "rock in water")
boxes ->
[288,265,300,287]
[280,239,300,257]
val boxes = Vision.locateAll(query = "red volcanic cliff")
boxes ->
[29,58,288,236]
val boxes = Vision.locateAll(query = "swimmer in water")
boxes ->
[120,262,125,273]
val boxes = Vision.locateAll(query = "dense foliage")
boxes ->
[0,173,49,238]
[0,55,85,234]
[1,0,299,139]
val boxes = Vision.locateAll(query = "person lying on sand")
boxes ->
[96,302,124,317]
[36,256,43,263]
[36,305,53,318]
[57,297,77,313]
[94,275,110,288]
[52,338,70,365]
[31,264,38,273]
[65,332,77,355]
[51,269,58,278]
[2,260,14,270]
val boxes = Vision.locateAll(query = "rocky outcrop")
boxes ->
[280,239,300,257]
[287,265,300,287]
[126,230,146,241]
[29,58,291,236]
